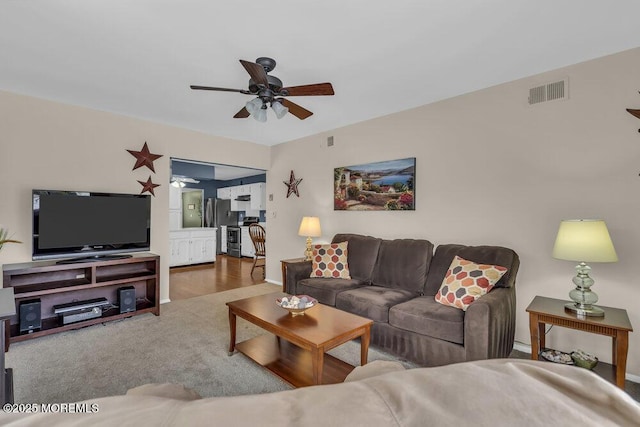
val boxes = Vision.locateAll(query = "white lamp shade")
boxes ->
[246,98,263,115]
[253,107,267,122]
[552,219,618,263]
[271,100,289,119]
[298,216,322,237]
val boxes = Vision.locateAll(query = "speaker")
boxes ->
[118,286,136,314]
[19,299,41,334]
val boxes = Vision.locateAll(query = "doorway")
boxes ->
[169,158,268,300]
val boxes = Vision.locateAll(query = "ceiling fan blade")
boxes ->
[627,109,640,120]
[190,85,251,94]
[281,83,334,96]
[239,60,269,87]
[280,98,313,120]
[233,107,250,118]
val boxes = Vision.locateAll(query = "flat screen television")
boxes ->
[32,189,151,262]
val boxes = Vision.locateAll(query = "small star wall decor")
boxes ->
[284,170,302,198]
[127,142,163,172]
[138,176,160,196]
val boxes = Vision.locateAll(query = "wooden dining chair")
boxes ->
[248,224,266,279]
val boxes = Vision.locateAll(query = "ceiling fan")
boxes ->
[190,57,334,121]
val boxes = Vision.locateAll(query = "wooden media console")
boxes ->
[2,253,160,350]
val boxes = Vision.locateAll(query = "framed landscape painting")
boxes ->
[334,157,415,211]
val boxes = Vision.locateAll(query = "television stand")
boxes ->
[55,254,133,265]
[2,253,159,351]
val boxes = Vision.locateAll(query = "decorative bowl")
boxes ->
[276,295,317,316]
[571,350,598,370]
[540,348,573,365]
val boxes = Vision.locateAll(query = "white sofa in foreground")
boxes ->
[3,359,640,426]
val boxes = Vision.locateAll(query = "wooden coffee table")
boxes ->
[226,292,373,387]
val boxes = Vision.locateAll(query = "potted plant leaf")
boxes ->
[0,227,21,251]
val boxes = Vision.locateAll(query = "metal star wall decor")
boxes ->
[127,142,163,172]
[138,176,160,196]
[284,170,302,198]
[627,91,640,133]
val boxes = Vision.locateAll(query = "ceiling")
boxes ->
[1,1,639,147]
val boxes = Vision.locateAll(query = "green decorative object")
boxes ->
[0,227,21,251]
[571,350,598,370]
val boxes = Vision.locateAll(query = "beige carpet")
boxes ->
[6,283,407,404]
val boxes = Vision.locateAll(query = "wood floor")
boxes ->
[169,254,267,301]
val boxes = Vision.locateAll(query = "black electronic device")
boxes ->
[32,190,151,261]
[53,297,109,314]
[19,299,42,334]
[61,307,103,325]
[118,286,136,314]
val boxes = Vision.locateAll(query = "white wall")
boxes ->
[2,47,639,379]
[0,89,270,302]
[267,47,640,377]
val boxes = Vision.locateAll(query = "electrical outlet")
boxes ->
[271,211,277,218]
[269,193,273,201]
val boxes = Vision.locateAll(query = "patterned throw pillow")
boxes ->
[310,242,351,279]
[434,256,507,311]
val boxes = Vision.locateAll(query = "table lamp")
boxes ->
[552,219,618,317]
[298,217,322,261]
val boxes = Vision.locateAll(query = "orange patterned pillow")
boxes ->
[310,242,351,279]
[434,256,507,311]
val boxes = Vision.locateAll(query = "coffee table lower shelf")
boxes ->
[235,334,355,388]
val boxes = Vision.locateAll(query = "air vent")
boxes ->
[528,78,569,105]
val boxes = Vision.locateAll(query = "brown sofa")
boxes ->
[285,233,520,366]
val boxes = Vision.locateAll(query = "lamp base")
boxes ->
[304,236,313,261]
[565,262,605,317]
[564,302,605,317]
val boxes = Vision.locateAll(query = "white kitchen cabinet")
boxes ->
[170,231,191,266]
[169,210,182,230]
[170,229,217,266]
[190,230,216,264]
[250,182,266,210]
[229,185,250,211]
[217,187,232,200]
[170,185,182,210]
[226,183,266,211]
[169,185,183,230]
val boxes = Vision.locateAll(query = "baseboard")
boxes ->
[160,298,171,304]
[513,341,640,383]
[265,279,282,286]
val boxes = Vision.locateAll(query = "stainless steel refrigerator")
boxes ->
[205,198,239,254]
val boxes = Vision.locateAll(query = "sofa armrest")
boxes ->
[463,286,516,361]
[284,260,312,294]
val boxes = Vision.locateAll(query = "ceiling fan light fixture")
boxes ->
[253,106,267,122]
[271,100,289,119]
[245,97,263,115]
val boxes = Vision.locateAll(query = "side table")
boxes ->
[526,295,633,389]
[280,257,307,292]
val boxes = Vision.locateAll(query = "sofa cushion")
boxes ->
[310,242,351,279]
[331,234,382,283]
[389,296,465,345]
[297,277,365,306]
[434,256,508,311]
[371,239,433,293]
[336,286,417,323]
[424,244,519,296]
